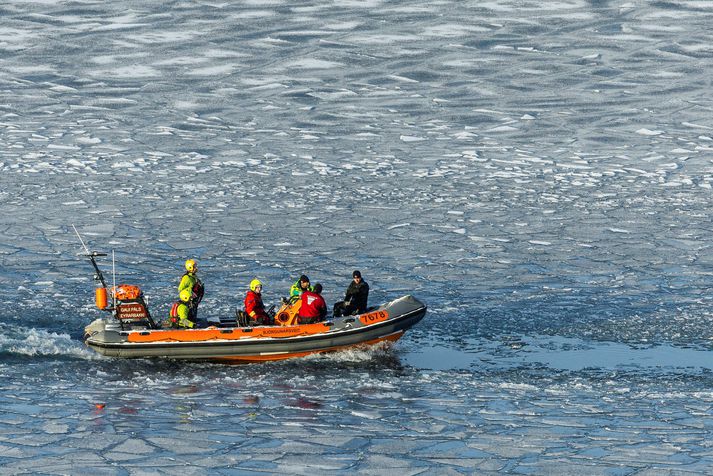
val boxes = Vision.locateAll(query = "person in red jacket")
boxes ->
[244,279,271,325]
[297,283,327,324]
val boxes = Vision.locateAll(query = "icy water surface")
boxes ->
[3,0,713,474]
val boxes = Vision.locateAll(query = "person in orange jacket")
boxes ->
[244,279,271,325]
[297,283,327,324]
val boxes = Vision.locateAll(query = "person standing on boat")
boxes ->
[178,259,204,321]
[333,270,369,317]
[297,283,327,324]
[244,279,271,325]
[168,289,195,328]
[289,274,312,300]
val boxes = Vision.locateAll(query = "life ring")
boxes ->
[275,312,290,325]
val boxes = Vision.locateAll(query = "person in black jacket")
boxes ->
[333,270,369,317]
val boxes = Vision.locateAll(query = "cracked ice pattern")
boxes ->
[2,0,713,474]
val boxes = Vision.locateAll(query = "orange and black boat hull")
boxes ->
[84,295,426,362]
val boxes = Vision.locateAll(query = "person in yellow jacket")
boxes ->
[178,259,204,321]
[168,289,195,328]
[289,274,312,300]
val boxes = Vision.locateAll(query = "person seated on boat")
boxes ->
[333,270,369,317]
[167,289,195,329]
[288,274,313,301]
[244,279,271,326]
[178,259,204,321]
[297,283,327,324]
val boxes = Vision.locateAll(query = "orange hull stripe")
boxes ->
[127,322,332,343]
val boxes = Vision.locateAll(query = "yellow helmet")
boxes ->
[250,279,263,292]
[179,289,192,302]
[185,259,197,273]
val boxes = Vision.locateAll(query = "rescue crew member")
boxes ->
[168,289,195,328]
[297,283,327,324]
[289,274,312,299]
[244,279,271,325]
[178,259,204,321]
[333,270,369,317]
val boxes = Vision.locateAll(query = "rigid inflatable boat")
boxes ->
[76,234,426,363]
[83,294,427,362]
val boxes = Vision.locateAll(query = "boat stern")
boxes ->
[84,318,107,341]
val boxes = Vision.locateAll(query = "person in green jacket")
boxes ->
[168,289,195,328]
[178,259,204,321]
[289,274,312,300]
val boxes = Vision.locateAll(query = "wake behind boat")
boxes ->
[76,231,426,363]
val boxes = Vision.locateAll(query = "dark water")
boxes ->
[2,0,713,474]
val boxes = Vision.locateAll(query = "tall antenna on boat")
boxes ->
[72,224,108,288]
[73,224,90,254]
[112,250,117,310]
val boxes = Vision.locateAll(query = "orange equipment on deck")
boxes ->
[95,287,108,310]
[273,299,302,326]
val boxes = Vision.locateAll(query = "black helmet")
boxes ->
[299,274,309,283]
[313,283,323,294]
[352,270,361,279]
